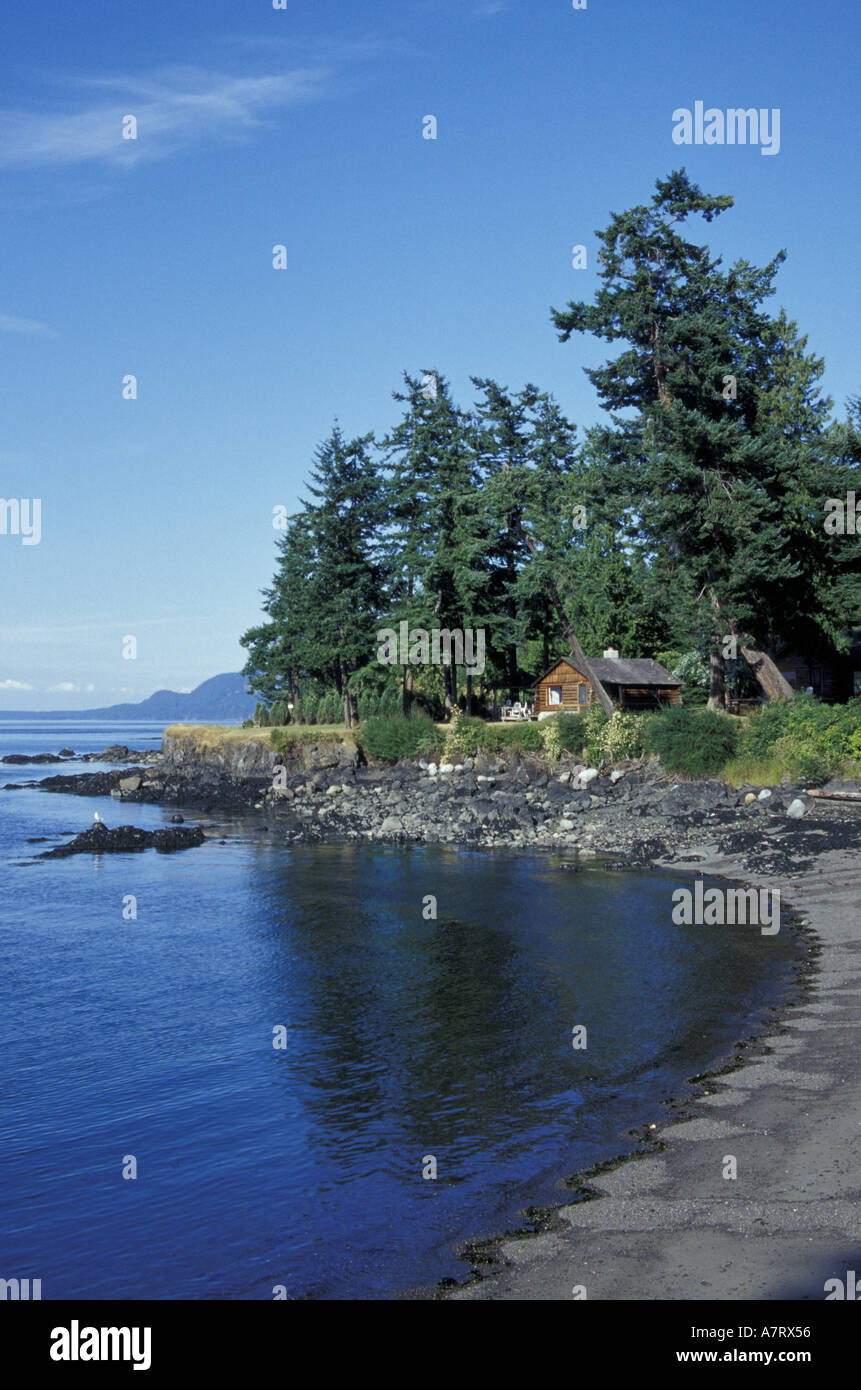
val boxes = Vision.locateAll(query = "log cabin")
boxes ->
[531,651,682,717]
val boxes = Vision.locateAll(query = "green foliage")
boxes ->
[241,718,254,729]
[357,693,379,721]
[551,169,855,682]
[492,722,542,752]
[654,648,685,674]
[538,711,592,761]
[433,713,540,758]
[269,700,288,727]
[736,694,861,782]
[643,707,739,776]
[360,713,442,762]
[669,650,710,707]
[539,708,647,764]
[672,651,709,686]
[578,705,609,762]
[600,712,647,761]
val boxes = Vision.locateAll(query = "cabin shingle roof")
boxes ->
[534,656,681,687]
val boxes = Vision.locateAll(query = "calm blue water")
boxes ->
[0,722,800,1299]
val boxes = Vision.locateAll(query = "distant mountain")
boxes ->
[1,674,256,722]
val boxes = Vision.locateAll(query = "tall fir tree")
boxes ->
[552,169,851,703]
[380,371,486,713]
[241,425,385,727]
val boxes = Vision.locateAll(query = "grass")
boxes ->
[270,724,359,754]
[164,723,354,751]
[720,755,794,788]
[722,751,861,788]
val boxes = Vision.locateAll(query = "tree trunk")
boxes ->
[707,648,726,711]
[712,593,795,703]
[737,637,795,702]
[465,673,473,716]
[348,688,359,726]
[339,659,352,728]
[443,659,455,714]
[401,665,413,717]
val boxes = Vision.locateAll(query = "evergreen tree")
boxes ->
[472,378,617,712]
[241,426,385,728]
[380,372,486,713]
[551,169,850,703]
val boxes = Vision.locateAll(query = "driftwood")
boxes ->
[805,788,861,803]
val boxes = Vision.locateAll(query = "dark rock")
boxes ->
[170,814,184,824]
[37,768,147,797]
[2,753,64,764]
[545,782,572,804]
[38,822,206,858]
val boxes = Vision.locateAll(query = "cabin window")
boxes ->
[578,685,587,705]
[548,685,562,706]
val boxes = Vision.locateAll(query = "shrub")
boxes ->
[600,712,646,762]
[670,650,711,707]
[437,714,541,758]
[537,709,606,762]
[579,706,610,763]
[643,706,739,776]
[492,722,542,752]
[736,694,861,782]
[360,713,442,762]
[270,700,288,727]
[671,650,710,687]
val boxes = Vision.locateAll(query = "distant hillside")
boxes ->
[2,674,256,722]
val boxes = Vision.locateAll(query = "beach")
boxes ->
[446,841,861,1300]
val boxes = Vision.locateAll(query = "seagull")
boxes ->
[93,811,102,823]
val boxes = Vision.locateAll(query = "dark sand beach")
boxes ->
[447,840,861,1300]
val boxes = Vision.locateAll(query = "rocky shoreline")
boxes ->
[15,738,861,881]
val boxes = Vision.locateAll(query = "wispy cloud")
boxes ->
[0,619,174,646]
[0,679,34,691]
[47,681,95,693]
[0,64,331,170]
[0,312,56,336]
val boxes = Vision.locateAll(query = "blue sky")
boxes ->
[1,0,858,709]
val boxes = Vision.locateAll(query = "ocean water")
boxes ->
[0,722,801,1299]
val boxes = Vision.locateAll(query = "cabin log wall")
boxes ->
[534,661,593,716]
